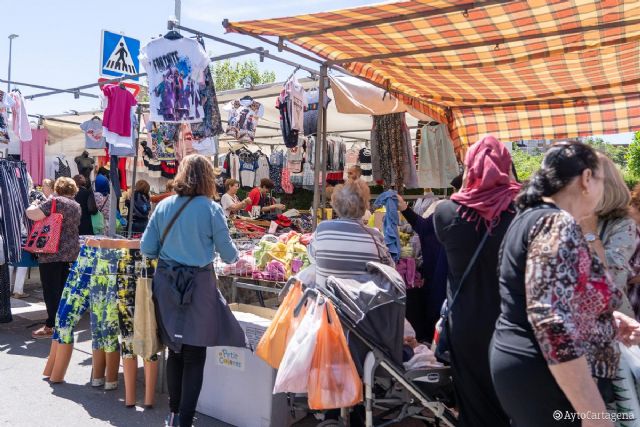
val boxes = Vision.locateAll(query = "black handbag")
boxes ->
[435,229,490,363]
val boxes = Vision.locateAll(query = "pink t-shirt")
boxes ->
[102,84,137,137]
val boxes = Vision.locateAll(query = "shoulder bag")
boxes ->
[91,196,109,235]
[23,198,63,254]
[434,229,490,363]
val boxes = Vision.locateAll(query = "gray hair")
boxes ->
[331,180,370,219]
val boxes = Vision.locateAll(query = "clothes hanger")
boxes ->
[240,94,253,101]
[164,29,183,40]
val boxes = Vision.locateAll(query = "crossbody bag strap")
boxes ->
[159,196,195,251]
[446,229,490,312]
[360,223,384,262]
[599,219,609,242]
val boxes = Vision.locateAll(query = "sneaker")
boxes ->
[91,378,105,387]
[165,413,180,427]
[31,326,53,339]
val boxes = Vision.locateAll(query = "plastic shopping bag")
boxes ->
[132,277,164,360]
[256,281,304,368]
[308,301,363,410]
[273,298,324,394]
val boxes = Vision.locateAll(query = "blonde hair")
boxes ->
[54,177,78,198]
[331,180,370,219]
[42,179,54,190]
[596,153,630,219]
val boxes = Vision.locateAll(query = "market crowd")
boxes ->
[6,137,640,427]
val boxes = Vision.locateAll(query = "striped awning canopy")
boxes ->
[225,0,640,150]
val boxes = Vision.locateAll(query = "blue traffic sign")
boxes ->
[100,30,140,81]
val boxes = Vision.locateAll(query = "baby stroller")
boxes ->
[296,262,457,427]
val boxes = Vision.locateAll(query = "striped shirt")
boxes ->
[309,218,394,287]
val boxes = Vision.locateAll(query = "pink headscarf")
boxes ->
[450,135,521,230]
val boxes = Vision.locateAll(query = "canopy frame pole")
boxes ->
[126,105,143,238]
[0,79,98,99]
[312,64,328,230]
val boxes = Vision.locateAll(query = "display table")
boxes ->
[220,275,285,307]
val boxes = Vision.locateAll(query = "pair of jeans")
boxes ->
[40,262,71,328]
[167,345,207,427]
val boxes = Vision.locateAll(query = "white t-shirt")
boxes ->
[221,192,240,217]
[224,99,265,143]
[285,77,308,131]
[139,37,210,123]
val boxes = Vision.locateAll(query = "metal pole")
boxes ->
[312,64,327,230]
[7,34,18,92]
[174,0,181,26]
[320,80,328,219]
[127,106,142,238]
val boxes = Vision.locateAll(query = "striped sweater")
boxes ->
[309,218,395,287]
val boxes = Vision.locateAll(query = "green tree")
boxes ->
[211,60,276,91]
[511,145,544,181]
[583,136,628,168]
[626,131,640,179]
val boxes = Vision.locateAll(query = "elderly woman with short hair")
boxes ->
[309,179,394,287]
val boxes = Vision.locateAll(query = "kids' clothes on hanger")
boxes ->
[224,99,264,143]
[140,37,209,123]
[223,152,241,182]
[145,114,179,161]
[418,123,459,188]
[281,166,294,194]
[8,91,32,142]
[302,162,315,188]
[238,150,258,188]
[303,89,331,136]
[20,128,47,185]
[287,137,305,174]
[277,93,298,148]
[358,146,373,183]
[270,150,285,193]
[102,84,137,137]
[285,77,307,132]
[254,154,271,186]
[80,118,107,149]
[106,109,138,157]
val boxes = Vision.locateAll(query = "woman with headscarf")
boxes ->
[433,135,519,427]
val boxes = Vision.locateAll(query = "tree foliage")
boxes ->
[511,146,544,181]
[211,60,276,91]
[583,137,627,168]
[626,131,640,179]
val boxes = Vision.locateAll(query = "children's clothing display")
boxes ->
[270,150,285,193]
[254,154,271,187]
[80,117,107,149]
[20,128,47,185]
[358,146,373,183]
[102,84,137,138]
[146,116,179,161]
[238,150,258,188]
[224,99,264,142]
[139,37,210,123]
[277,76,308,147]
[303,88,331,137]
[418,123,459,188]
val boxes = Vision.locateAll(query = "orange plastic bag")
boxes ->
[307,301,363,410]
[256,281,304,368]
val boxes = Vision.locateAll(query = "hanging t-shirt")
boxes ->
[358,147,373,183]
[80,118,107,149]
[139,37,210,123]
[0,90,10,143]
[284,77,307,132]
[224,99,264,143]
[102,84,137,137]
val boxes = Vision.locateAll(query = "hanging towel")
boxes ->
[373,190,400,262]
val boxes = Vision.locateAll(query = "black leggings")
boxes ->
[167,345,207,427]
[39,262,71,328]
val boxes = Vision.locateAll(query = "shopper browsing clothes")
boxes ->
[490,142,640,427]
[26,177,81,339]
[141,154,245,427]
[245,178,285,217]
[73,175,98,236]
[126,180,152,234]
[433,135,519,427]
[42,178,54,198]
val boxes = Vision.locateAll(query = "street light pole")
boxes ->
[7,34,18,92]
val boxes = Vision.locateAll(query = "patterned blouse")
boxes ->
[526,211,622,378]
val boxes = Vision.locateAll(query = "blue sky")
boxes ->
[1,0,635,145]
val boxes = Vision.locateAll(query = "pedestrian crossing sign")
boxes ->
[100,30,140,81]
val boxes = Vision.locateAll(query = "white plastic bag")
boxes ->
[273,298,324,394]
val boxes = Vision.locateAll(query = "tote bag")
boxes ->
[23,199,63,254]
[133,275,163,359]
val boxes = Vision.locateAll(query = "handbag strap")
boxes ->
[51,198,57,214]
[360,222,384,262]
[159,196,195,251]
[445,229,490,314]
[599,219,609,241]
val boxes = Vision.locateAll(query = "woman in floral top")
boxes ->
[490,142,640,427]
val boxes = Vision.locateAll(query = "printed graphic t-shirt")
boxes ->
[80,118,107,149]
[224,99,265,143]
[139,37,210,123]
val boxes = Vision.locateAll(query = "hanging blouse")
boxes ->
[224,99,265,142]
[358,147,373,183]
